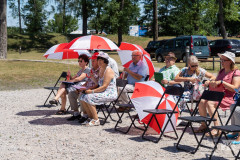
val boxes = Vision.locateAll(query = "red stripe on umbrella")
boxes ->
[131,83,163,99]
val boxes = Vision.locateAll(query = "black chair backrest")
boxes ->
[200,90,225,102]
[144,75,149,81]
[61,72,67,78]
[116,79,128,88]
[165,85,184,96]
[155,85,184,110]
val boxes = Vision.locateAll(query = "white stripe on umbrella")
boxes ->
[45,49,90,59]
[43,43,68,58]
[66,35,119,50]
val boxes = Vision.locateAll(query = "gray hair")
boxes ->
[188,55,198,64]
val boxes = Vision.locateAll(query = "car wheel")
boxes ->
[182,55,187,63]
[157,55,164,63]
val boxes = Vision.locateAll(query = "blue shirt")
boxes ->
[127,60,147,85]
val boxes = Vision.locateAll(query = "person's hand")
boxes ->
[161,79,168,84]
[123,67,130,73]
[204,80,210,87]
[209,80,218,88]
[189,77,199,84]
[85,89,92,94]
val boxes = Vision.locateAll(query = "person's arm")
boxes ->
[211,76,240,92]
[203,71,216,87]
[85,68,114,94]
[69,73,87,83]
[174,70,198,83]
[124,67,142,80]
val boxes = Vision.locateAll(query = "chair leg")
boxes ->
[209,132,224,159]
[236,150,240,160]
[176,122,190,151]
[114,111,128,133]
[44,90,55,106]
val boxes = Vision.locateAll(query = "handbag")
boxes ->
[192,82,205,101]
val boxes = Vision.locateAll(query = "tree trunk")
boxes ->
[82,0,87,35]
[0,0,7,59]
[63,0,66,34]
[18,0,22,34]
[117,0,124,46]
[218,0,227,39]
[153,0,158,41]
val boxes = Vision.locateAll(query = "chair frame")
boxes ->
[209,98,240,159]
[43,71,67,106]
[176,90,225,154]
[141,85,184,143]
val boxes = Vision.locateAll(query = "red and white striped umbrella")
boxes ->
[65,35,119,51]
[131,81,179,134]
[117,42,155,80]
[43,43,90,59]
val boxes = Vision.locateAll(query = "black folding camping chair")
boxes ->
[176,90,225,154]
[141,85,184,143]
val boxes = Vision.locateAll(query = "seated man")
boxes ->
[66,53,100,121]
[118,50,147,110]
[158,52,180,87]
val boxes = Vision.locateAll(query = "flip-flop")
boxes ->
[227,133,239,139]
[231,140,240,145]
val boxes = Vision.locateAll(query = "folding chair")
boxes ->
[209,98,240,159]
[97,79,128,125]
[141,85,184,143]
[43,71,67,106]
[176,90,225,154]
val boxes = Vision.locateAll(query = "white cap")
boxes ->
[97,51,109,60]
[218,51,235,64]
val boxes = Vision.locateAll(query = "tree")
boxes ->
[8,0,24,34]
[218,0,227,39]
[46,13,78,33]
[117,0,124,46]
[23,0,47,38]
[153,0,158,40]
[0,0,7,59]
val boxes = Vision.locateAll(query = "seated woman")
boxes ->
[174,55,215,110]
[79,52,117,126]
[49,54,90,115]
[196,51,240,136]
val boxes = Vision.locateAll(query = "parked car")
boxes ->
[209,39,240,57]
[145,40,167,59]
[155,35,210,62]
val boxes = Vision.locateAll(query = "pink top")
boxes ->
[216,69,240,111]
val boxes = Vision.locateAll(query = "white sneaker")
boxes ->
[81,118,91,125]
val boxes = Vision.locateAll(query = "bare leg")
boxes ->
[198,99,208,127]
[80,101,92,118]
[236,132,240,141]
[206,101,219,126]
[54,83,66,100]
[88,105,98,120]
[59,90,67,110]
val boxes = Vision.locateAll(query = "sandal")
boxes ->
[227,133,239,139]
[55,110,67,115]
[206,129,221,137]
[49,99,59,105]
[194,125,207,133]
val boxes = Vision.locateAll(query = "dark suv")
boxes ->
[145,40,167,59]
[155,35,210,62]
[209,39,240,57]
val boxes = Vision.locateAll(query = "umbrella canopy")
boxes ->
[131,81,179,134]
[43,43,91,59]
[65,35,119,51]
[117,42,155,80]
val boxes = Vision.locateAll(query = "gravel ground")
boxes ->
[0,89,238,160]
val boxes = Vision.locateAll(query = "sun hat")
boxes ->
[90,52,99,59]
[97,51,109,60]
[164,52,177,60]
[218,51,235,64]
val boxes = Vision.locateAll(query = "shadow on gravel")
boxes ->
[35,104,57,108]
[16,110,57,117]
[28,117,80,126]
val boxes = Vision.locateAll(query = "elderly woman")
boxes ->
[49,54,90,115]
[196,51,240,137]
[174,55,215,110]
[79,52,117,126]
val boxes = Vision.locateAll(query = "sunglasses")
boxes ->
[220,59,230,62]
[78,60,83,63]
[190,65,198,68]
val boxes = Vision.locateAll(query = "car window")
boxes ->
[175,39,183,48]
[147,41,154,48]
[183,39,190,46]
[209,41,216,46]
[193,38,208,46]
[230,40,240,45]
[164,40,174,49]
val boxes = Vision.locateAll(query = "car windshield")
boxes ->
[193,38,208,46]
[230,40,240,45]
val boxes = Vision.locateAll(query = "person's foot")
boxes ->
[206,129,221,137]
[79,116,88,124]
[55,110,67,115]
[81,118,92,125]
[67,115,81,121]
[86,119,100,126]
[49,99,58,105]
[117,107,130,112]
[227,133,239,139]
